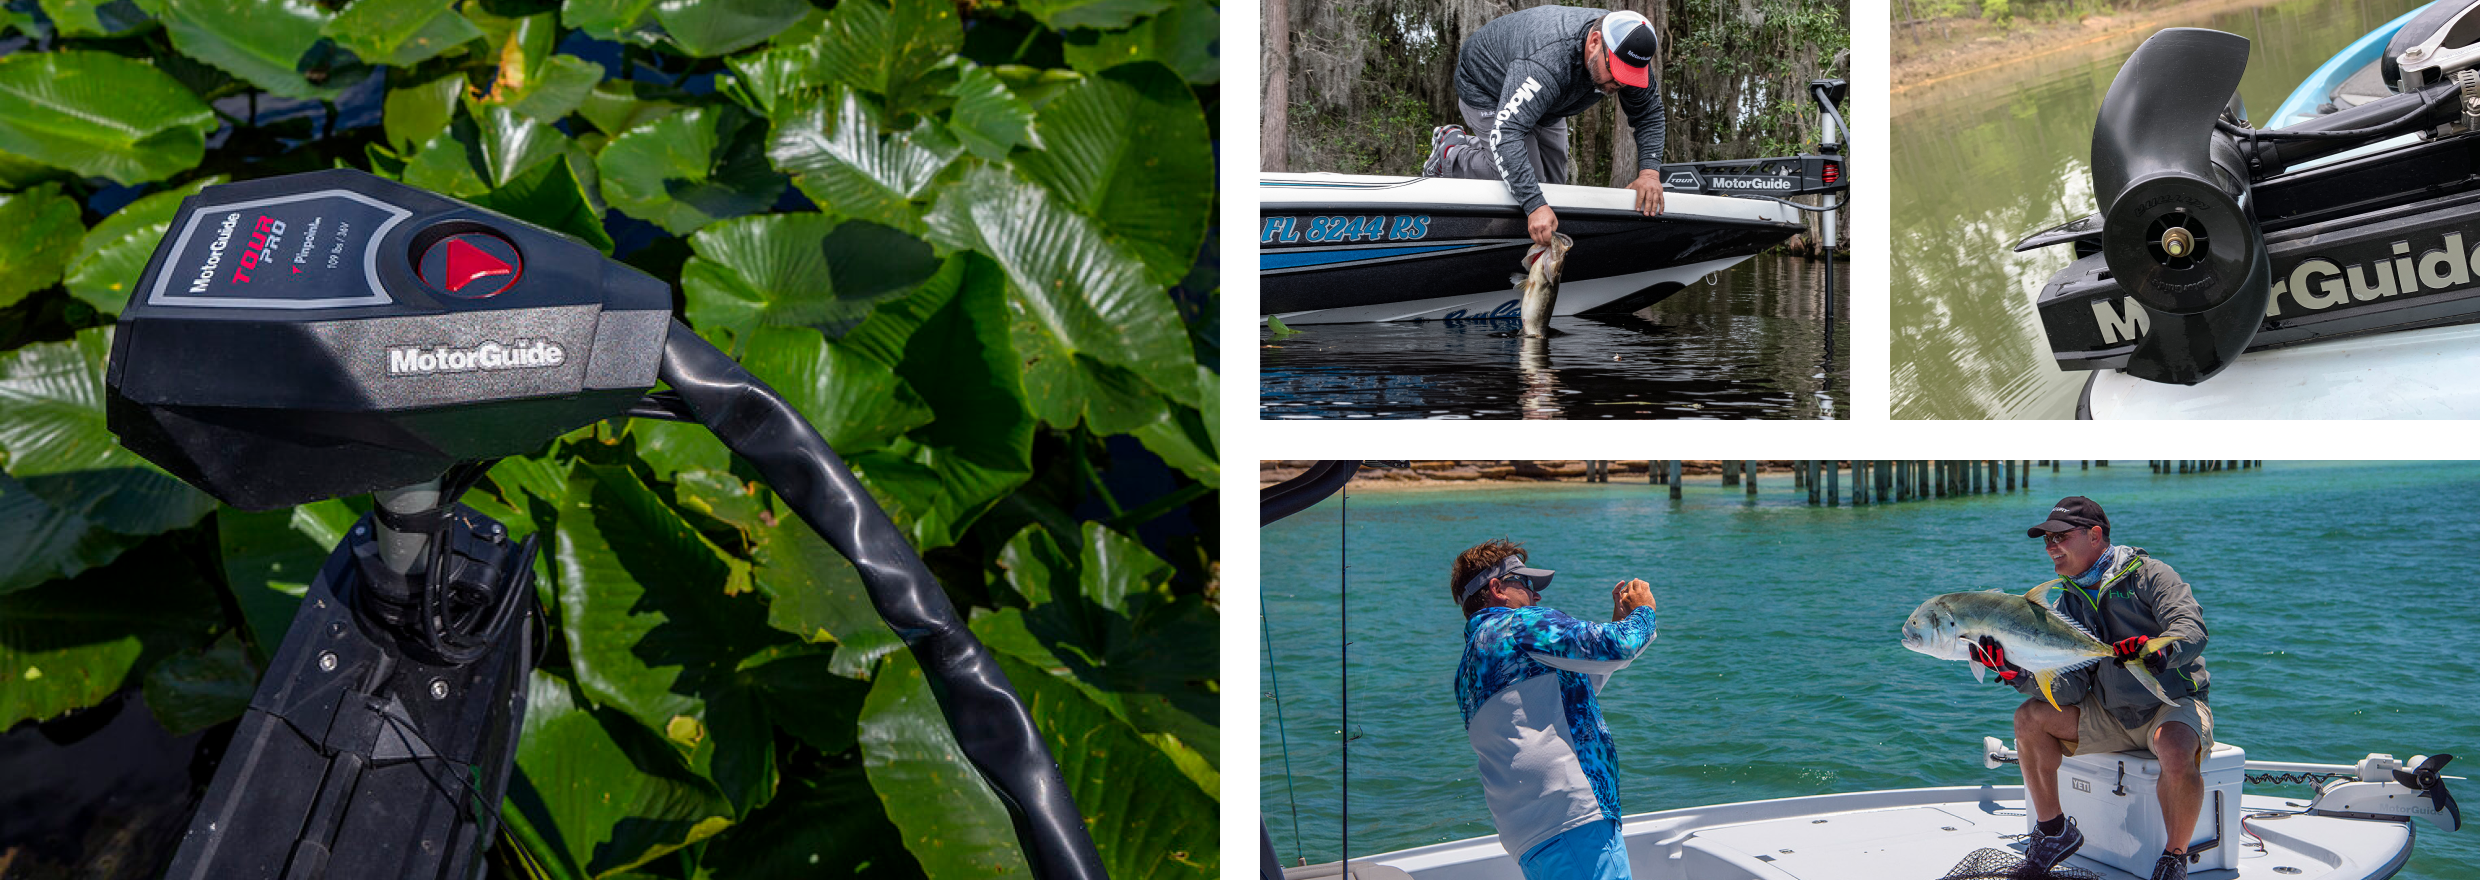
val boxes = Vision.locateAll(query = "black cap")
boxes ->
[2029,496,2109,538]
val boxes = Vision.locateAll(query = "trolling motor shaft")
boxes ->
[166,493,536,880]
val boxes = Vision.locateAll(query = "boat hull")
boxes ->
[2082,322,2480,418]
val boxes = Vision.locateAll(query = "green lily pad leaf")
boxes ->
[598,105,787,236]
[741,326,933,455]
[157,0,351,100]
[927,163,1194,427]
[553,462,780,734]
[1012,63,1211,287]
[477,151,615,254]
[0,183,86,309]
[214,499,358,663]
[987,523,1217,777]
[0,471,140,597]
[0,5,37,37]
[65,176,223,316]
[729,0,960,118]
[836,256,1033,550]
[324,0,484,67]
[1018,0,1172,31]
[0,51,217,186]
[766,88,960,235]
[385,73,466,154]
[506,670,736,878]
[399,128,491,198]
[141,629,258,735]
[681,213,937,348]
[40,0,153,37]
[1130,393,1216,487]
[560,0,658,43]
[466,94,565,187]
[629,419,733,482]
[747,647,875,756]
[858,650,1029,877]
[578,79,685,136]
[0,149,62,190]
[991,649,1217,876]
[1061,0,1219,84]
[495,53,603,124]
[699,764,919,878]
[945,62,1043,162]
[0,328,217,538]
[737,487,905,677]
[0,541,222,729]
[654,0,809,57]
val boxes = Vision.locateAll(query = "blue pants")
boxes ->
[1519,821,1631,880]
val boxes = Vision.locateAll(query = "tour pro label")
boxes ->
[146,189,413,310]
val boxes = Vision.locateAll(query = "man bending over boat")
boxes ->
[1974,497,2212,880]
[1450,539,1657,880]
[1422,7,1671,246]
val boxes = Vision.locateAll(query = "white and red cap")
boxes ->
[1599,11,1657,89]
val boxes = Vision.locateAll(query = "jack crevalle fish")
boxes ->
[1898,585,2180,711]
[1517,233,1571,338]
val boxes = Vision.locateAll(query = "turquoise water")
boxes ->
[1259,461,2479,879]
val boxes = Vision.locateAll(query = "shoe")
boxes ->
[2147,851,2189,880]
[2022,815,2083,875]
[1422,124,1468,177]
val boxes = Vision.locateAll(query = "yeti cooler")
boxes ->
[2035,742,2245,875]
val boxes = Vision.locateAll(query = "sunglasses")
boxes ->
[2042,528,2097,547]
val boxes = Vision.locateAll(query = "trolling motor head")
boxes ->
[2087,28,2272,385]
[105,168,672,510]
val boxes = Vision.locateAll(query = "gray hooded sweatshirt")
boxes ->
[1453,5,1669,216]
[2007,546,2212,729]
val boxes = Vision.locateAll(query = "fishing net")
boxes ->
[1932,848,2105,880]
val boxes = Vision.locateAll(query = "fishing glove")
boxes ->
[2111,636,2168,671]
[1970,636,2027,683]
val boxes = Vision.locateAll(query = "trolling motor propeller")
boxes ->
[2089,28,2272,385]
[2392,753,2464,831]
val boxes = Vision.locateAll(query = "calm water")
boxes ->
[1261,255,1849,419]
[1259,461,2479,880]
[1890,0,2433,419]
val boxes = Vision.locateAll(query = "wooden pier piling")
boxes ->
[1668,460,1682,499]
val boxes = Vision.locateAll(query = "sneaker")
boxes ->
[1422,124,1468,177]
[2021,815,2083,876]
[2147,851,2189,880]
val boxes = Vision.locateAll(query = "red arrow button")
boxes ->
[444,237,514,292]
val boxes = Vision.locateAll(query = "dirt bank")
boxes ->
[1892,0,2303,96]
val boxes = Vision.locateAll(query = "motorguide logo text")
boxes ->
[387,339,567,376]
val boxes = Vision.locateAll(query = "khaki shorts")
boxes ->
[2061,691,2213,764]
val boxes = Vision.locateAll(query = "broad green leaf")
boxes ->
[0,543,222,729]
[653,0,809,57]
[553,463,779,733]
[0,328,217,538]
[325,0,484,67]
[945,62,1043,162]
[736,487,905,677]
[40,0,152,36]
[399,128,491,197]
[629,420,733,481]
[478,151,615,254]
[598,105,785,236]
[65,176,223,316]
[142,630,258,735]
[506,670,736,878]
[840,256,1034,550]
[727,0,960,118]
[1018,0,1172,31]
[858,651,1029,878]
[386,73,467,154]
[578,79,685,136]
[740,326,933,455]
[0,149,61,190]
[1012,63,1212,287]
[0,5,35,36]
[1061,0,1219,84]
[157,0,351,100]
[0,51,217,185]
[561,0,659,42]
[0,471,139,596]
[699,764,920,878]
[991,650,1217,877]
[0,183,86,309]
[1131,396,1216,487]
[468,95,566,187]
[986,523,1217,775]
[926,163,1194,427]
[766,88,960,235]
[745,646,875,755]
[681,213,936,347]
[496,54,603,124]
[215,500,358,662]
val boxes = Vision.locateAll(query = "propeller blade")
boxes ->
[2089,28,2270,384]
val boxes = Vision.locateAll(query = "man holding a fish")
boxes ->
[1450,540,1657,880]
[1904,497,2213,880]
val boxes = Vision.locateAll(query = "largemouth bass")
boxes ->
[1898,585,2180,712]
[1517,233,1571,339]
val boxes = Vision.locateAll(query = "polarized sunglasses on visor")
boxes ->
[1459,556,1558,602]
